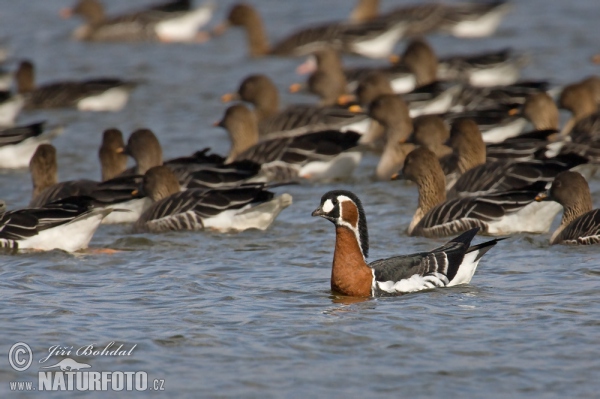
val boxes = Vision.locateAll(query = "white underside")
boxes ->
[0,72,13,91]
[298,151,362,181]
[448,8,509,38]
[481,118,528,143]
[485,201,562,235]
[0,127,63,169]
[469,64,520,87]
[102,198,153,224]
[77,87,131,112]
[202,193,292,232]
[17,210,111,252]
[0,95,24,126]
[409,92,455,117]
[350,24,406,59]
[448,250,480,286]
[376,272,450,294]
[154,5,214,42]
[390,75,417,94]
[340,118,371,135]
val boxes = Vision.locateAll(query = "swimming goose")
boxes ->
[120,128,264,189]
[535,171,600,245]
[311,189,502,297]
[62,0,214,42]
[99,128,128,181]
[222,74,369,137]
[367,94,415,180]
[559,81,600,141]
[215,3,408,59]
[0,196,112,252]
[395,147,560,238]
[133,166,292,233]
[216,104,363,182]
[443,119,589,198]
[440,0,512,38]
[0,122,63,169]
[0,91,24,126]
[28,144,149,224]
[16,60,137,112]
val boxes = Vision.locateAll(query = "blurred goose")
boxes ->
[443,119,589,198]
[312,189,501,296]
[0,91,24,126]
[559,80,600,142]
[409,114,452,158]
[215,3,408,59]
[0,196,112,252]
[62,0,214,42]
[120,128,264,189]
[0,122,62,169]
[216,104,362,182]
[28,144,149,224]
[349,0,511,38]
[535,171,600,245]
[367,94,415,180]
[16,60,137,112]
[440,0,512,38]
[133,166,292,233]
[395,147,560,238]
[99,128,128,181]
[223,74,370,137]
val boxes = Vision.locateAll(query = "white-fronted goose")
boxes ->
[216,104,363,182]
[133,166,292,233]
[16,60,137,111]
[223,74,370,137]
[216,3,408,59]
[535,171,600,245]
[312,189,502,296]
[395,147,561,238]
[62,0,214,42]
[0,196,112,252]
[0,122,62,169]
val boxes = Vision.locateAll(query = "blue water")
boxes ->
[1,0,600,397]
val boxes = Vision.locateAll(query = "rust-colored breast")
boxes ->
[331,227,372,297]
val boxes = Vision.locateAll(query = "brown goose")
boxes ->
[222,74,369,137]
[61,0,214,42]
[214,3,409,59]
[99,128,128,182]
[15,60,137,111]
[559,80,600,142]
[215,104,363,182]
[394,147,559,238]
[133,166,292,233]
[535,171,600,245]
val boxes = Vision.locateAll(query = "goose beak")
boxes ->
[116,146,128,155]
[289,83,303,93]
[390,171,405,181]
[213,119,224,127]
[348,104,363,113]
[337,94,356,106]
[535,191,549,202]
[312,208,325,217]
[389,54,401,64]
[221,92,239,103]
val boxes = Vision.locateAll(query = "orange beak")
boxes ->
[508,108,519,116]
[389,54,401,64]
[115,147,125,154]
[289,83,303,93]
[221,93,239,103]
[348,104,363,113]
[338,94,357,106]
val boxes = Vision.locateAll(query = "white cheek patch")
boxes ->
[322,199,334,213]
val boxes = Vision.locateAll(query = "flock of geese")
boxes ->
[1,0,600,298]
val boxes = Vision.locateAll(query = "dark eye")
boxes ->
[332,198,338,205]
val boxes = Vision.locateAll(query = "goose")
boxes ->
[15,60,137,112]
[0,122,62,169]
[311,189,502,297]
[559,80,600,141]
[394,147,561,238]
[214,3,409,59]
[61,0,215,42]
[0,196,112,252]
[0,91,24,127]
[216,104,363,182]
[535,171,600,245]
[28,144,149,224]
[133,166,292,233]
[222,74,370,137]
